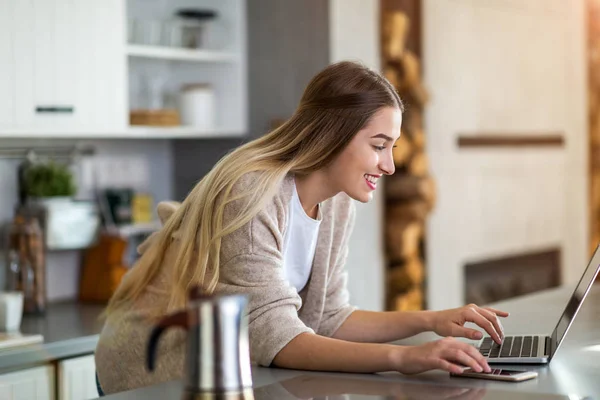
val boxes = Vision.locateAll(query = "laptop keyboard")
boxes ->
[479,336,541,358]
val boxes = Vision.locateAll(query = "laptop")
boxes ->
[476,244,600,364]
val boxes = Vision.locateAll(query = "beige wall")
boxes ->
[423,0,588,309]
[329,0,385,311]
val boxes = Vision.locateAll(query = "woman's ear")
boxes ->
[157,201,180,225]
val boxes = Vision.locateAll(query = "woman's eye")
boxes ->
[373,145,386,151]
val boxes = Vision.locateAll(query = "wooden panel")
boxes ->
[457,134,565,148]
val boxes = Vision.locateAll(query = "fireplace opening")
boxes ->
[464,247,561,305]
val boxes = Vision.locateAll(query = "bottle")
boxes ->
[5,214,46,315]
[26,217,46,315]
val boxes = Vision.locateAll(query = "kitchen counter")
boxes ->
[97,284,600,399]
[0,301,105,372]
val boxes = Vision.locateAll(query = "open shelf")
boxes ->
[125,125,246,139]
[0,126,245,139]
[127,44,239,63]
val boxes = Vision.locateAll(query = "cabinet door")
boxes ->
[0,365,55,400]
[0,0,15,129]
[70,0,127,131]
[57,355,98,400]
[10,0,76,130]
[9,0,126,132]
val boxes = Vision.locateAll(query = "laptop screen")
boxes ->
[550,245,600,358]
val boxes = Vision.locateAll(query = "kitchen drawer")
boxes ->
[0,364,55,400]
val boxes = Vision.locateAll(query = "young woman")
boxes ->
[95,61,508,395]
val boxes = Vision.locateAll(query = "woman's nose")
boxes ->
[380,152,395,175]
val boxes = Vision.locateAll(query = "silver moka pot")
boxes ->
[147,288,253,398]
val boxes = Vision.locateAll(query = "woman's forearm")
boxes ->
[331,310,436,343]
[272,332,402,373]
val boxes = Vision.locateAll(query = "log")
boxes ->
[393,134,413,166]
[592,128,600,147]
[593,233,600,257]
[382,12,409,62]
[408,151,428,177]
[387,200,429,222]
[592,144,600,170]
[589,91,599,120]
[402,110,422,136]
[393,287,423,311]
[384,67,400,88]
[592,175,600,231]
[591,51,600,91]
[399,51,420,92]
[408,81,430,108]
[411,128,426,151]
[388,256,425,293]
[385,218,422,261]
[386,174,436,206]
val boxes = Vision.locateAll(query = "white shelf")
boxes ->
[0,126,246,139]
[126,125,246,139]
[115,221,162,237]
[127,44,239,63]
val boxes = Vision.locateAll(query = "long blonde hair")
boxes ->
[105,61,403,314]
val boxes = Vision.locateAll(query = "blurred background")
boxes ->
[0,0,594,318]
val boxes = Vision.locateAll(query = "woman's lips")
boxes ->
[365,177,376,190]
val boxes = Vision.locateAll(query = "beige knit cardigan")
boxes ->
[95,173,357,394]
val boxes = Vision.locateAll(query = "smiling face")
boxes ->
[324,106,402,203]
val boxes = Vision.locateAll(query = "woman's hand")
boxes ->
[431,304,509,344]
[392,337,491,375]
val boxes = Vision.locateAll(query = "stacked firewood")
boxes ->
[588,0,600,256]
[381,11,436,311]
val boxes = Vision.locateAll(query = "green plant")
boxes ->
[23,161,77,198]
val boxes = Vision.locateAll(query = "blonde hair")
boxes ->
[105,61,403,314]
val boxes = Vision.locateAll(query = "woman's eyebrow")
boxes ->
[371,133,394,142]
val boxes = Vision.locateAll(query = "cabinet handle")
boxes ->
[35,106,74,114]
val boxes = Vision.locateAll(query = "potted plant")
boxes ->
[23,161,77,203]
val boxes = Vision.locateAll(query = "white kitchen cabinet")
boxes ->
[0,0,127,133]
[0,0,247,138]
[0,0,15,129]
[0,365,55,400]
[57,355,98,400]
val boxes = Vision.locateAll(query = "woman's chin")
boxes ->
[346,190,373,203]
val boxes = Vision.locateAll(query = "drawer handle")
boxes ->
[35,106,74,114]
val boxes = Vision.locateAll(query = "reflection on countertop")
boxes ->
[179,372,591,400]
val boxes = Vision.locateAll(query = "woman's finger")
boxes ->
[476,307,505,340]
[456,326,484,341]
[461,342,491,372]
[435,358,464,375]
[445,348,483,373]
[483,307,510,318]
[465,308,502,344]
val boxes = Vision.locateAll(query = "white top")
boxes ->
[282,182,322,292]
